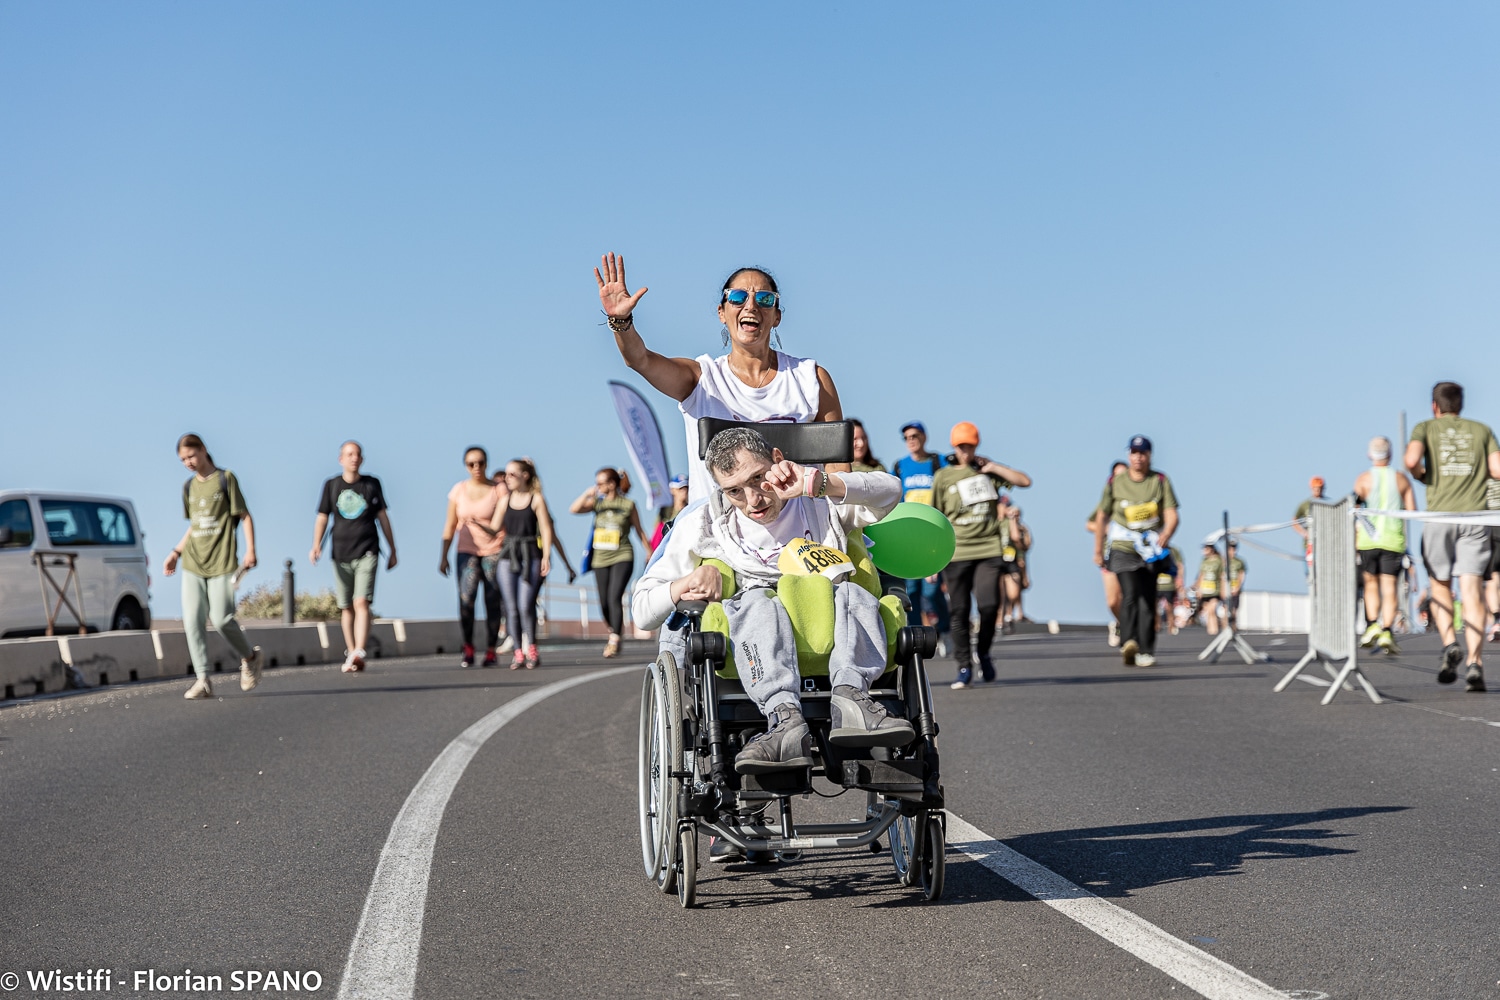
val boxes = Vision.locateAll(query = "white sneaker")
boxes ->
[497,634,516,654]
[950,679,968,690]
[239,646,263,691]
[341,649,359,673]
[1135,653,1156,667]
[1107,621,1121,647]
[184,677,213,699]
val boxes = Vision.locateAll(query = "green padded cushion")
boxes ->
[697,558,903,679]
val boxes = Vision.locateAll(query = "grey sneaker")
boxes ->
[734,706,813,774]
[1465,664,1486,693]
[829,685,915,748]
[184,677,213,699]
[1135,653,1157,667]
[709,836,745,864]
[1438,643,1463,684]
[239,646,263,691]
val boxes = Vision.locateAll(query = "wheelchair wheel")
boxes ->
[677,825,697,909]
[637,655,683,892]
[889,810,918,887]
[919,813,945,902]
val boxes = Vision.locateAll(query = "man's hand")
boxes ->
[310,543,322,565]
[764,459,807,500]
[671,565,723,604]
[387,550,398,571]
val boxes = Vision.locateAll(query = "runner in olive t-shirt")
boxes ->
[1093,436,1178,667]
[571,467,647,658]
[1405,381,1500,690]
[933,421,1031,688]
[162,433,262,699]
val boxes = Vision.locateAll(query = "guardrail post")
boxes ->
[283,560,296,624]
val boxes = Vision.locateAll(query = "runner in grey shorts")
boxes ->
[1405,381,1500,692]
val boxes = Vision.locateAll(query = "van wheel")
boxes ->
[112,598,146,631]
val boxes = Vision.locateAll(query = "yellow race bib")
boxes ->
[1003,545,1017,562]
[1122,500,1159,528]
[592,526,622,551]
[905,488,935,506]
[776,538,854,581]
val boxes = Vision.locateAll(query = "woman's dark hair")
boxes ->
[849,418,881,469]
[596,467,621,487]
[720,267,779,303]
[464,445,488,465]
[177,433,213,464]
[509,458,538,489]
[1109,461,1128,478]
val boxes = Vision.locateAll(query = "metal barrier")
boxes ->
[1198,511,1268,665]
[1273,497,1381,704]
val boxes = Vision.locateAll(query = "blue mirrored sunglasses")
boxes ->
[723,288,779,308]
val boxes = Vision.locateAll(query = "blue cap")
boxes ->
[901,421,926,435]
[669,474,689,489]
[1129,435,1152,453]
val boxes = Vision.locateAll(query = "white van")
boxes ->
[0,491,152,637]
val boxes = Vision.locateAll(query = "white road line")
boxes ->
[336,667,637,1000]
[946,813,1288,1000]
[1385,701,1500,728]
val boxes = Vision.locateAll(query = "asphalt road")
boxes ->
[1,629,1496,999]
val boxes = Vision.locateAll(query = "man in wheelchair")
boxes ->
[633,426,914,775]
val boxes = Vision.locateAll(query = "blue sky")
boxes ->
[3,2,1497,624]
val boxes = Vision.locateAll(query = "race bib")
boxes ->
[1157,573,1173,588]
[1121,500,1160,528]
[905,488,935,506]
[592,527,622,551]
[776,538,854,581]
[1002,545,1017,562]
[956,475,999,507]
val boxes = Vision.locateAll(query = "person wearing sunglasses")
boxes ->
[439,446,507,668]
[595,253,845,507]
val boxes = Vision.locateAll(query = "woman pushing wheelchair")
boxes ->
[633,427,914,775]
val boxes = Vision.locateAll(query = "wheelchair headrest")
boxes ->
[697,418,854,465]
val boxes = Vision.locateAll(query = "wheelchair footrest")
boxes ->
[739,769,813,798]
[841,758,925,797]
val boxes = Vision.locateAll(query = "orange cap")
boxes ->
[1310,476,1324,488]
[950,421,980,447]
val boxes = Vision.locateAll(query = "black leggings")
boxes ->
[594,561,632,636]
[1117,565,1157,654]
[944,556,1004,669]
[457,553,502,650]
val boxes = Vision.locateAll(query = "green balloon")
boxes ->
[863,502,956,579]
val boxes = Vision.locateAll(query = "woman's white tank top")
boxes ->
[680,351,822,504]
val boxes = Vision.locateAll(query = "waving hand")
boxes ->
[595,253,649,319]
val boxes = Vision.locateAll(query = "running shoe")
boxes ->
[1135,653,1156,667]
[524,644,540,669]
[341,649,359,673]
[734,707,813,774]
[497,634,516,654]
[709,837,745,864]
[1359,622,1382,648]
[1438,643,1463,684]
[1375,630,1400,655]
[183,677,213,699]
[1107,621,1121,648]
[977,653,996,683]
[1465,664,1486,693]
[239,647,263,691]
[1121,639,1139,667]
[950,665,973,690]
[460,644,475,669]
[829,685,915,748]
[935,635,949,659]
[481,648,498,668]
[1489,622,1500,643]
[604,635,621,658]
[350,649,366,672]
[510,649,526,670]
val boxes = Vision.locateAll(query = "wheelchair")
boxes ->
[637,418,946,908]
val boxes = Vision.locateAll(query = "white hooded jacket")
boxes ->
[632,470,902,631]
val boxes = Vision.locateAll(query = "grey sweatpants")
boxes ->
[722,583,889,715]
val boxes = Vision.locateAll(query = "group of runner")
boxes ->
[160,257,1497,704]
